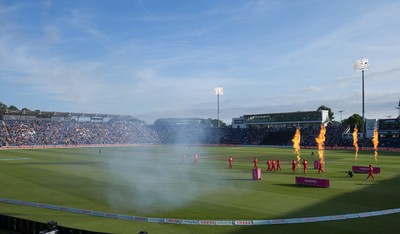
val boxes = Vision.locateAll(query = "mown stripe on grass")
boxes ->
[0,158,30,161]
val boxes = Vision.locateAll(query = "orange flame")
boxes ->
[292,128,301,163]
[315,125,326,163]
[372,128,379,162]
[353,127,359,159]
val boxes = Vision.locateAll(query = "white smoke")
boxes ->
[105,145,230,214]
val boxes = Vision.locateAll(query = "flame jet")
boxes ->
[372,128,379,162]
[292,128,301,163]
[353,127,359,159]
[315,125,326,164]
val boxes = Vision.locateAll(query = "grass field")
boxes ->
[0,145,399,234]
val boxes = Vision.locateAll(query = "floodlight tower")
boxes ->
[396,98,400,118]
[338,110,344,125]
[214,87,223,127]
[353,58,370,139]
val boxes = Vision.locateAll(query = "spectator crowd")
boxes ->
[0,119,398,148]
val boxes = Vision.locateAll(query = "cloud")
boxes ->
[0,1,399,123]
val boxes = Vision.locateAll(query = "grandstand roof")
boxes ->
[0,109,142,122]
[242,110,329,125]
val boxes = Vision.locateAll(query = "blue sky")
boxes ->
[0,0,399,124]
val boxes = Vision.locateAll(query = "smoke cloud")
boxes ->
[104,145,230,214]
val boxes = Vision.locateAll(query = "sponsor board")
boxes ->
[271,219,286,224]
[359,212,372,218]
[118,215,134,220]
[91,211,105,217]
[343,213,359,219]
[105,213,118,219]
[67,208,82,213]
[304,179,317,184]
[333,215,346,220]
[285,218,303,224]
[215,221,234,225]
[296,176,330,188]
[199,220,217,225]
[147,218,165,223]
[234,220,253,225]
[79,210,92,215]
[164,219,181,224]
[0,197,399,226]
[303,217,318,223]
[252,220,272,225]
[352,166,381,174]
[370,211,385,216]
[316,216,332,222]
[133,216,148,222]
[382,210,393,215]
[180,220,199,225]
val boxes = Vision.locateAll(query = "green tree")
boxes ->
[343,114,363,132]
[8,105,19,111]
[0,102,7,112]
[317,105,334,120]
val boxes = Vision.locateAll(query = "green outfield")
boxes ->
[0,145,399,234]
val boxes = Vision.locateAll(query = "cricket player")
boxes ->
[303,159,308,174]
[266,159,272,172]
[253,157,258,168]
[292,159,297,173]
[366,164,375,180]
[228,156,233,169]
[271,160,276,172]
[276,159,282,171]
[195,154,199,166]
[318,159,324,174]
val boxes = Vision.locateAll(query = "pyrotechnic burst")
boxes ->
[292,128,301,163]
[315,125,326,164]
[372,128,379,162]
[353,127,359,159]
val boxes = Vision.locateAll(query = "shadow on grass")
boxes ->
[230,174,400,234]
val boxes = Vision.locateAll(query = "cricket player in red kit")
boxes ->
[366,164,375,180]
[292,160,297,173]
[303,159,308,174]
[253,157,258,168]
[228,156,233,169]
[318,159,325,173]
[271,160,276,172]
[195,154,199,166]
[276,159,282,171]
[266,159,272,171]
[317,160,324,173]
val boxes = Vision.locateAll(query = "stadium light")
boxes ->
[214,87,223,127]
[353,58,370,139]
[338,110,344,125]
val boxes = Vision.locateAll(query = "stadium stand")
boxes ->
[0,109,399,148]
